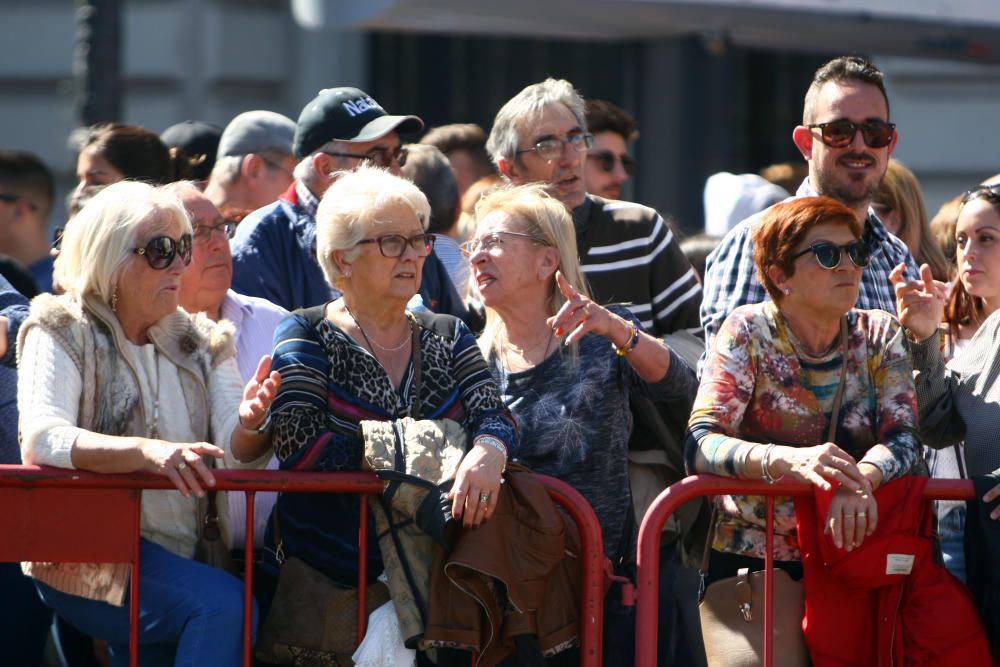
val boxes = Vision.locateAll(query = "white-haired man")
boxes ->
[230,88,422,311]
[486,78,701,338]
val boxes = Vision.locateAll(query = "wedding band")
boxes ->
[479,492,490,504]
[857,511,867,517]
[176,461,187,471]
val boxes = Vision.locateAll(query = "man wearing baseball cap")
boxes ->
[204,110,297,216]
[230,87,423,310]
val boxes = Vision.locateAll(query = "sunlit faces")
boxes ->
[341,202,427,303]
[781,222,863,316]
[178,191,233,314]
[800,81,896,211]
[75,147,125,195]
[584,131,632,201]
[116,214,188,327]
[505,104,587,209]
[467,210,555,312]
[956,198,1000,312]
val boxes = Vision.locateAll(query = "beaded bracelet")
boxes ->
[614,321,640,357]
[474,435,508,460]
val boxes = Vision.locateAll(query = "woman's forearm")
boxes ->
[69,432,150,473]
[608,315,670,383]
[230,423,272,463]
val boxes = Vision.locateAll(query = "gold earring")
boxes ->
[111,289,119,312]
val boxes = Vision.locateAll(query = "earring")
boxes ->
[783,287,791,296]
[111,289,119,312]
[343,267,352,278]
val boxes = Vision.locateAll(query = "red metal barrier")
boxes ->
[634,474,977,667]
[0,465,606,667]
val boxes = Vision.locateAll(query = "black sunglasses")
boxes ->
[133,234,193,269]
[355,233,435,258]
[322,145,407,168]
[587,151,637,176]
[792,240,870,270]
[806,119,895,149]
[962,182,1000,204]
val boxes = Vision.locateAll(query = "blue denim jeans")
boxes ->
[35,538,256,667]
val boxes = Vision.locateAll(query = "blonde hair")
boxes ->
[55,180,191,303]
[875,159,949,282]
[473,183,590,360]
[314,164,431,290]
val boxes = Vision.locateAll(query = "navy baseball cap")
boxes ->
[293,87,423,159]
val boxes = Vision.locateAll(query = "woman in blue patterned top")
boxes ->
[235,165,516,590]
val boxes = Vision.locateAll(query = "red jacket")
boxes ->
[794,476,990,666]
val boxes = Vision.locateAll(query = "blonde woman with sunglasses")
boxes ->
[16,180,278,666]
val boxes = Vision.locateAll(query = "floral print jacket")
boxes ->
[685,302,921,560]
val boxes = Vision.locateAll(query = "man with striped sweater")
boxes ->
[486,78,702,338]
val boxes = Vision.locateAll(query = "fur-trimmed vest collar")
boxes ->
[18,292,236,438]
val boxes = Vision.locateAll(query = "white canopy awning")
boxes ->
[292,0,1000,63]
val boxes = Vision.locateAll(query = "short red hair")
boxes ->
[752,196,861,302]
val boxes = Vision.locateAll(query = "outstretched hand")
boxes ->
[890,262,946,342]
[239,355,281,431]
[547,271,631,347]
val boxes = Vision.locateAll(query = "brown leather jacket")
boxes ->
[422,469,580,666]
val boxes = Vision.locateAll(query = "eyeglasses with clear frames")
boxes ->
[516,133,594,161]
[193,220,237,244]
[356,233,435,258]
[460,231,549,257]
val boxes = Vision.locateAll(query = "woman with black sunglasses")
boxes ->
[686,196,921,584]
[16,180,278,666]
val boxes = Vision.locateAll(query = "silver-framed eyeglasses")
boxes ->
[516,132,594,161]
[193,220,237,244]
[356,233,435,258]
[460,231,549,257]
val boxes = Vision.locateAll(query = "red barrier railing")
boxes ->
[634,474,976,667]
[0,465,606,667]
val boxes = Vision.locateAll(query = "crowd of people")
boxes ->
[1,52,999,666]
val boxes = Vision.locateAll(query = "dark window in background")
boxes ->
[369,32,826,233]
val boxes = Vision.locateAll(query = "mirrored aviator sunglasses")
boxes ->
[133,234,193,269]
[808,119,895,149]
[794,240,871,269]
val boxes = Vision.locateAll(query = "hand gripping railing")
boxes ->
[633,474,977,667]
[0,465,606,667]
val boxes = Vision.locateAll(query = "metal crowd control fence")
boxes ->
[634,474,977,667]
[0,465,607,667]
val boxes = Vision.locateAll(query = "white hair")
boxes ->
[315,164,431,290]
[486,78,587,168]
[55,180,192,303]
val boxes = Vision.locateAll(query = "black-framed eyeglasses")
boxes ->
[193,221,236,244]
[356,232,435,258]
[257,153,295,179]
[322,145,408,168]
[587,151,637,176]
[516,133,594,161]
[460,230,549,257]
[792,240,871,270]
[133,234,193,269]
[805,120,895,149]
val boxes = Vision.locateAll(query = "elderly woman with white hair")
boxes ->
[240,165,516,614]
[16,180,278,666]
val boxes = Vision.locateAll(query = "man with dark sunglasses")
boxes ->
[584,99,639,201]
[701,55,920,357]
[230,87,423,311]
